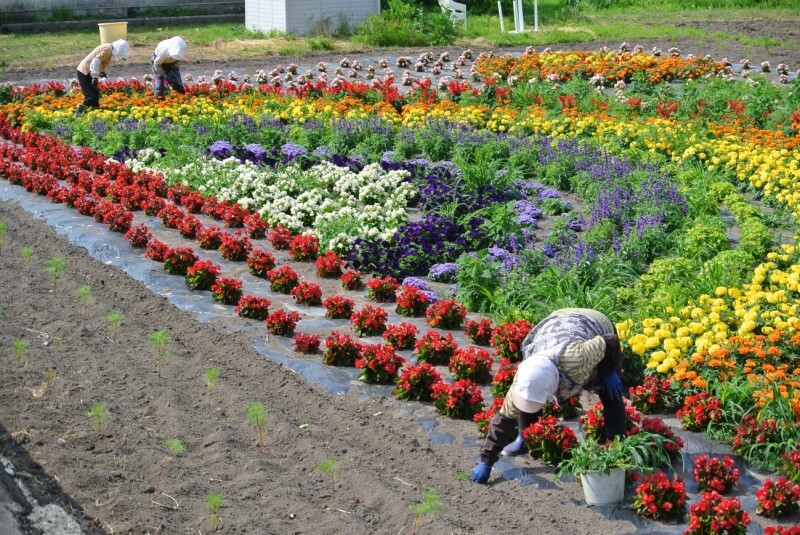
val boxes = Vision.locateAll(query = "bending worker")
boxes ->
[152,36,187,100]
[75,39,129,116]
[471,308,626,484]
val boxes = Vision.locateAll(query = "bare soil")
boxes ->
[1,21,799,535]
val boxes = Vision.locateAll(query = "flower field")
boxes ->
[3,44,800,531]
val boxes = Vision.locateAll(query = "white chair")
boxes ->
[438,0,467,30]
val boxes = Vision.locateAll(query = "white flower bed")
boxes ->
[124,155,415,253]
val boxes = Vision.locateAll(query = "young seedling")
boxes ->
[106,311,124,342]
[409,489,443,535]
[155,438,187,492]
[246,403,268,455]
[44,257,66,292]
[316,458,340,498]
[203,367,218,408]
[148,330,170,378]
[75,285,91,318]
[0,220,6,254]
[21,246,33,272]
[85,402,109,437]
[205,491,225,531]
[43,366,56,387]
[11,339,27,368]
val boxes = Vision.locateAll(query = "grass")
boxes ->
[1,3,798,74]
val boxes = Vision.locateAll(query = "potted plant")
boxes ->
[557,431,678,506]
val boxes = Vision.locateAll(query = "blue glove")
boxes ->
[470,462,492,484]
[601,370,624,400]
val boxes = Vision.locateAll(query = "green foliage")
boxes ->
[455,252,502,313]
[558,431,678,478]
[11,339,27,367]
[75,285,91,317]
[0,220,6,253]
[106,311,124,342]
[677,216,730,262]
[355,0,458,47]
[409,489,443,535]
[86,402,109,434]
[203,367,219,408]
[148,330,170,377]
[20,246,33,272]
[316,458,340,496]
[205,491,225,530]
[44,257,66,289]
[246,403,268,454]
[164,439,187,456]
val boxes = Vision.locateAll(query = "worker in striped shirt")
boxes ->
[471,308,625,484]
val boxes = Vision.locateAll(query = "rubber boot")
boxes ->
[501,433,525,456]
[74,104,88,117]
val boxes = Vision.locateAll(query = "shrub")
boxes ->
[211,277,243,305]
[266,309,301,336]
[490,320,531,362]
[293,333,321,354]
[414,331,457,365]
[351,304,388,337]
[290,281,323,306]
[366,276,399,303]
[464,318,493,346]
[235,295,271,320]
[355,343,405,384]
[163,247,199,276]
[449,347,494,384]
[432,379,483,419]
[247,249,276,278]
[323,295,355,319]
[383,322,419,350]
[393,362,442,401]
[355,0,458,47]
[341,269,364,291]
[185,260,221,291]
[322,331,362,366]
[315,251,344,278]
[219,232,252,261]
[632,472,687,521]
[425,299,466,329]
[522,415,577,465]
[289,234,319,261]
[267,265,299,293]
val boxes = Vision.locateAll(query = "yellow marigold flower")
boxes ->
[738,320,757,335]
[715,286,727,297]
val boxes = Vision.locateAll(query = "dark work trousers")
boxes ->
[152,56,186,99]
[77,70,100,108]
[599,389,626,440]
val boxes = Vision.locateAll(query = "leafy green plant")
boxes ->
[246,402,268,454]
[205,491,225,531]
[44,257,66,291]
[203,367,219,408]
[558,431,679,479]
[75,285,91,318]
[0,220,6,254]
[316,458,340,497]
[148,330,170,378]
[85,402,109,436]
[409,489,443,535]
[21,246,33,272]
[155,439,187,492]
[11,339,27,368]
[106,311,123,342]
[355,0,457,47]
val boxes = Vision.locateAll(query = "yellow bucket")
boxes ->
[98,22,128,44]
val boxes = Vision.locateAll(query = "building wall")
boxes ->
[246,0,379,36]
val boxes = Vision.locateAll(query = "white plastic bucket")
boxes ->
[98,22,128,45]
[580,467,625,506]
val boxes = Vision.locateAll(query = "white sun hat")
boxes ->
[511,354,559,413]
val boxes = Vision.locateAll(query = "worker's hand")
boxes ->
[601,371,624,401]
[91,77,99,88]
[470,462,492,484]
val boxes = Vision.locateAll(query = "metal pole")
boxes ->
[534,0,539,31]
[498,1,505,33]
[512,0,519,32]
[518,0,525,32]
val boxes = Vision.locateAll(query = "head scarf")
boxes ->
[111,39,129,62]
[166,36,186,61]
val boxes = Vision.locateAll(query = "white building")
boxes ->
[245,0,380,36]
